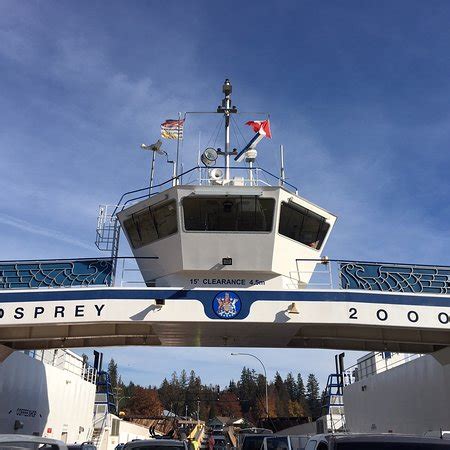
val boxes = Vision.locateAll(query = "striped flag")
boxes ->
[161,119,185,140]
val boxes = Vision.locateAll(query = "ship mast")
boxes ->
[217,79,237,181]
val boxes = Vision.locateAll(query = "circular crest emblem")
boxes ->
[212,291,242,319]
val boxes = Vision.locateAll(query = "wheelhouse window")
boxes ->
[123,200,177,248]
[278,201,330,249]
[183,196,275,232]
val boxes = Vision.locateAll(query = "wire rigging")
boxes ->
[206,117,224,148]
[212,117,224,148]
[230,115,243,149]
[231,115,248,147]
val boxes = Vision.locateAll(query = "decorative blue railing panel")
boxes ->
[340,262,450,294]
[0,258,113,289]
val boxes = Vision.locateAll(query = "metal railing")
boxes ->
[295,258,450,294]
[96,205,120,253]
[0,256,157,290]
[2,256,450,294]
[343,351,423,385]
[294,257,336,289]
[112,165,298,215]
[0,257,115,289]
[26,348,97,383]
[119,257,146,287]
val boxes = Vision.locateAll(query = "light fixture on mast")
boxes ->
[200,147,218,167]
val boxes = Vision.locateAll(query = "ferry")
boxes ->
[1,80,450,441]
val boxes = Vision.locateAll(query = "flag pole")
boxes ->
[175,112,182,185]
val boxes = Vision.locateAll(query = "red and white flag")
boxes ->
[245,119,272,138]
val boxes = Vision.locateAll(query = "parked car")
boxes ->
[0,434,68,450]
[304,433,450,450]
[67,442,96,450]
[261,436,310,450]
[123,439,188,450]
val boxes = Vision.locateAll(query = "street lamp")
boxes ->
[141,140,176,195]
[231,352,269,418]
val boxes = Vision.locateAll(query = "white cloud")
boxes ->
[0,213,93,251]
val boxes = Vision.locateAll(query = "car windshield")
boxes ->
[0,445,60,450]
[266,438,289,450]
[336,443,449,450]
[242,437,266,450]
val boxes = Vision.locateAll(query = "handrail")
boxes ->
[112,166,201,216]
[295,258,450,293]
[295,257,450,269]
[343,351,422,385]
[112,165,299,216]
[0,256,159,264]
[0,257,159,291]
[257,166,298,193]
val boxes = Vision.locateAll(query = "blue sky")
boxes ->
[1,0,450,389]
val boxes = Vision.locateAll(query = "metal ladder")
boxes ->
[95,205,121,285]
[321,373,347,432]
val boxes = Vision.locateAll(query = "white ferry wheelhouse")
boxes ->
[116,79,336,291]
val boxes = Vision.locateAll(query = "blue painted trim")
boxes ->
[1,288,450,320]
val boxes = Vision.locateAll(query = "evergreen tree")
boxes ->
[237,367,258,416]
[122,381,135,411]
[285,372,296,401]
[107,358,118,389]
[320,387,327,416]
[295,373,309,415]
[274,372,289,417]
[180,369,188,390]
[306,374,321,419]
[186,370,202,417]
[228,380,238,394]
[274,371,284,392]
[296,373,306,402]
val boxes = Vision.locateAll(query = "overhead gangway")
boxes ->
[0,258,449,353]
[0,287,450,352]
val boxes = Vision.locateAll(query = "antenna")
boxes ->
[217,79,238,182]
